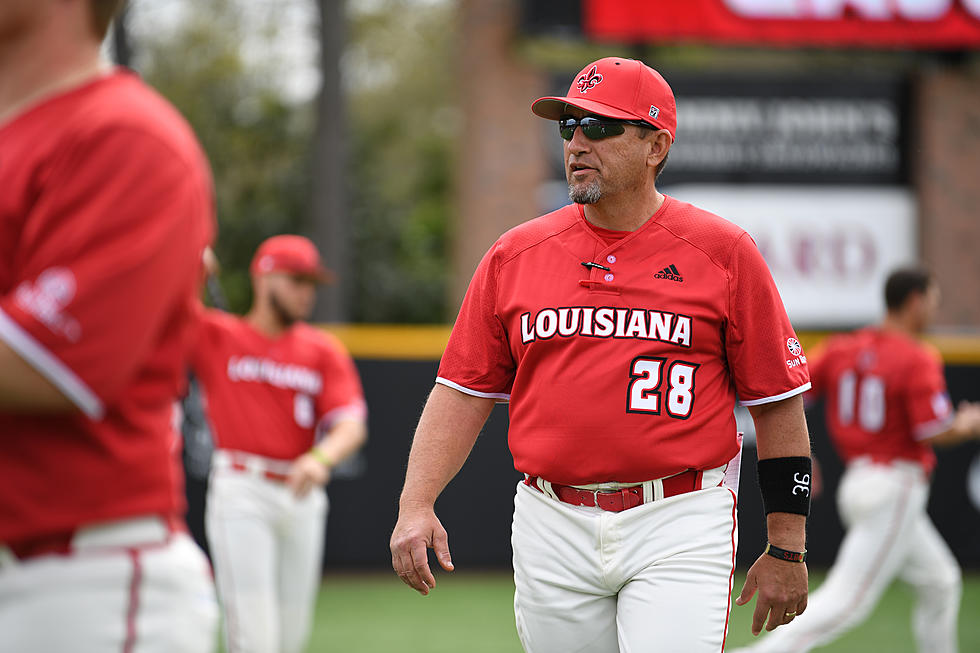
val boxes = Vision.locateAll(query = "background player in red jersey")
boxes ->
[192,235,368,653]
[732,267,980,653]
[0,1,219,650]
[391,57,813,652]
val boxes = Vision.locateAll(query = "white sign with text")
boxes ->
[665,184,917,328]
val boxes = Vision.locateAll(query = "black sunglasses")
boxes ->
[558,115,656,141]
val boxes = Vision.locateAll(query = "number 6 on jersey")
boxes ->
[628,356,699,418]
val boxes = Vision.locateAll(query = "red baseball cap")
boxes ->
[531,57,677,140]
[249,235,334,283]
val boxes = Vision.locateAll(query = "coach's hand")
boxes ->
[390,504,454,596]
[736,554,808,636]
[286,453,330,498]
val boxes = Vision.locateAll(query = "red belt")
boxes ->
[228,461,291,483]
[525,469,703,512]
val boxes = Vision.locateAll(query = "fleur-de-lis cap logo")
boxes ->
[576,65,603,94]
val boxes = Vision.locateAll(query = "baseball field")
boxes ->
[299,570,980,652]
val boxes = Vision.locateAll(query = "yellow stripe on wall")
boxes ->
[319,325,980,365]
[322,324,452,360]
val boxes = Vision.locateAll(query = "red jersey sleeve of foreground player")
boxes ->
[436,241,516,400]
[0,82,213,417]
[724,233,811,406]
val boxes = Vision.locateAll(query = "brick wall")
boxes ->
[453,0,548,310]
[916,69,980,328]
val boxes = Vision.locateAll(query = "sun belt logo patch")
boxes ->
[577,65,603,94]
[787,337,802,356]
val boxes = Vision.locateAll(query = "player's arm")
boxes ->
[737,394,811,636]
[924,400,980,446]
[287,415,367,498]
[390,383,496,595]
[313,416,367,468]
[0,339,75,411]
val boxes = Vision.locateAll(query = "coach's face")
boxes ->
[563,108,668,205]
[263,272,317,325]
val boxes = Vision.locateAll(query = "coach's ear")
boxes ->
[645,130,672,170]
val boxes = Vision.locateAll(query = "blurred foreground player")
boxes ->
[192,236,367,653]
[732,267,980,653]
[0,0,219,651]
[391,57,812,652]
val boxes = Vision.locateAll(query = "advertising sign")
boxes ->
[584,0,980,49]
[663,184,917,328]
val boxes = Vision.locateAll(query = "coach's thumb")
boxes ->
[433,531,454,571]
[735,578,756,606]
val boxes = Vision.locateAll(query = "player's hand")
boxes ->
[390,504,454,596]
[286,453,330,498]
[954,400,980,437]
[735,554,808,636]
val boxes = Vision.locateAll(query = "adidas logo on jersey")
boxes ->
[654,264,683,282]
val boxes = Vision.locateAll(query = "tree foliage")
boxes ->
[134,0,313,313]
[130,0,455,321]
[345,0,455,322]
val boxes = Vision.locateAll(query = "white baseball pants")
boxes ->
[511,480,738,653]
[206,456,327,653]
[0,517,218,653]
[737,458,961,653]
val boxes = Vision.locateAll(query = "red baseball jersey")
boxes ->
[438,198,810,485]
[0,71,215,542]
[808,328,953,472]
[190,310,366,461]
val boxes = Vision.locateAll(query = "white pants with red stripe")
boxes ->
[206,461,327,653]
[511,480,739,653]
[0,519,218,653]
[734,458,961,653]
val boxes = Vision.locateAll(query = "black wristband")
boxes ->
[757,456,812,516]
[765,543,807,563]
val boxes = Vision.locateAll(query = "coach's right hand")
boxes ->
[390,503,454,595]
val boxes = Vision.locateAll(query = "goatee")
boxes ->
[569,180,601,204]
[269,293,299,328]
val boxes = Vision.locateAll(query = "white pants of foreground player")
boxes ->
[734,458,961,653]
[0,517,218,653]
[206,457,327,653]
[512,480,738,653]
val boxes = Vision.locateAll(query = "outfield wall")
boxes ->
[183,327,980,571]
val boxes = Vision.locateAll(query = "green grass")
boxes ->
[308,570,980,653]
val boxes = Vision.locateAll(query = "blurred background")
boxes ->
[106,1,979,650]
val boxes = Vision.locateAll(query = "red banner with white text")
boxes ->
[584,0,980,49]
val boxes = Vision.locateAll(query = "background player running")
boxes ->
[732,266,980,653]
[192,235,367,653]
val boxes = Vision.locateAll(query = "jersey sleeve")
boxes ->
[315,334,367,431]
[724,233,811,406]
[436,242,515,400]
[0,126,213,418]
[905,348,954,441]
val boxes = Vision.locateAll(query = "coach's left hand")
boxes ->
[286,453,331,498]
[735,554,808,636]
